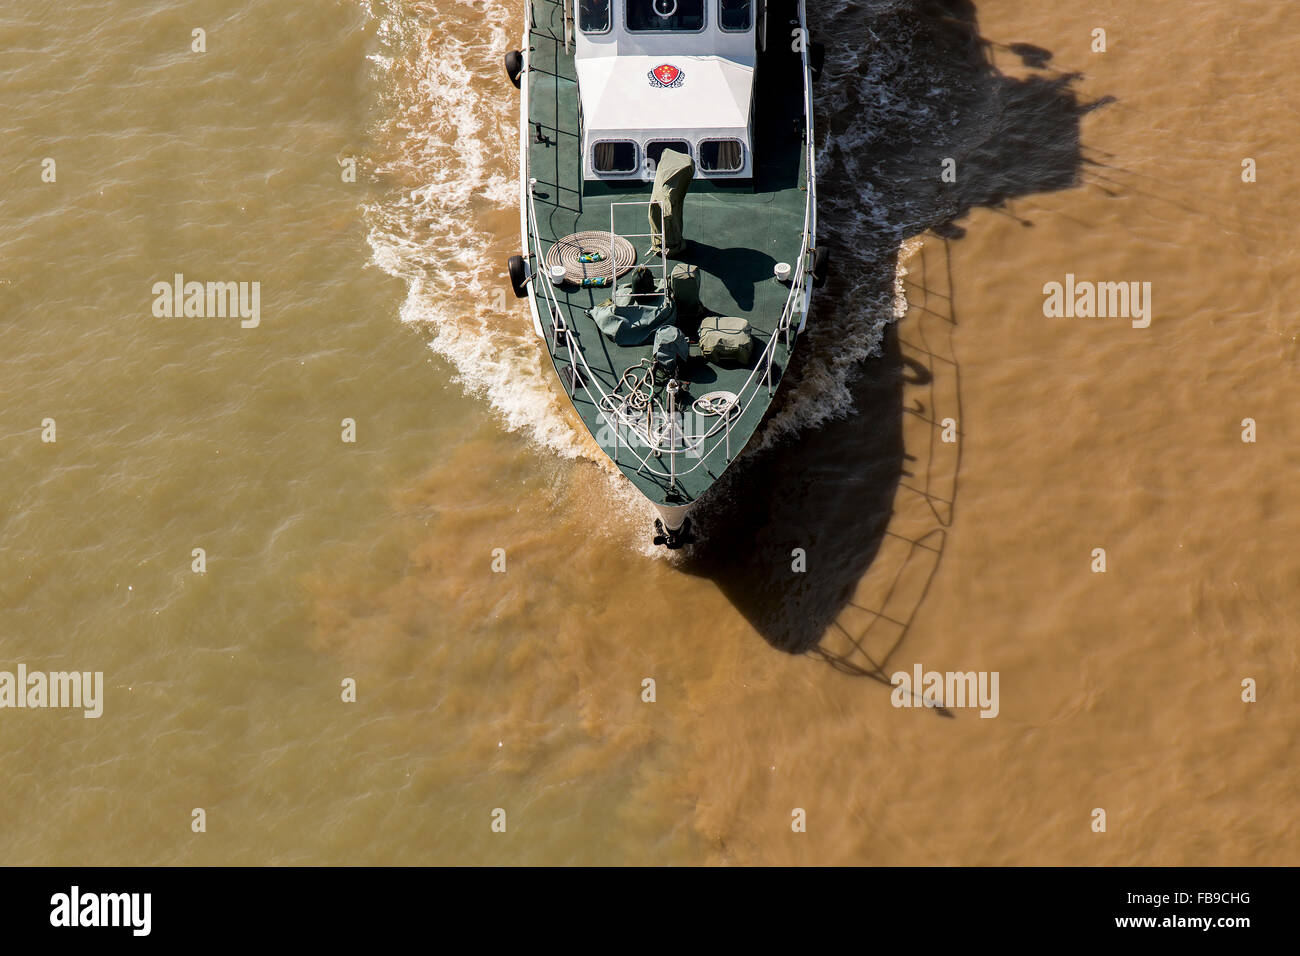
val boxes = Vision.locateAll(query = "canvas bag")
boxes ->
[665,263,701,321]
[652,325,689,376]
[698,316,754,365]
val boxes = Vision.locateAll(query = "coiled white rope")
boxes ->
[545,231,637,284]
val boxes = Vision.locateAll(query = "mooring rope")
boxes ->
[544,231,637,284]
[599,359,740,456]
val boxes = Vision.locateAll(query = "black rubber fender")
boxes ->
[505,50,523,89]
[507,255,529,298]
[812,246,829,288]
[809,42,825,81]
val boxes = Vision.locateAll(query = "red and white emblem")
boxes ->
[648,63,685,88]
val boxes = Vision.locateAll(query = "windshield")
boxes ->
[578,0,611,32]
[719,0,751,31]
[625,0,705,32]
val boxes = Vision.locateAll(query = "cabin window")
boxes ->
[718,0,751,31]
[646,140,691,167]
[699,139,744,173]
[625,0,705,33]
[593,141,638,174]
[578,0,611,33]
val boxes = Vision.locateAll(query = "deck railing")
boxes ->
[609,200,669,306]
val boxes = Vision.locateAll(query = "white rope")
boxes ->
[544,230,636,284]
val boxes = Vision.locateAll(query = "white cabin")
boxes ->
[574,0,763,181]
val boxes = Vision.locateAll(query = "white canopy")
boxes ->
[577,53,754,178]
[577,54,753,135]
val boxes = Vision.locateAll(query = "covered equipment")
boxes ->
[648,149,695,258]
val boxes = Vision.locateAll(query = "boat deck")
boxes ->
[525,0,809,507]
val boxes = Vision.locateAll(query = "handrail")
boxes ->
[609,199,669,305]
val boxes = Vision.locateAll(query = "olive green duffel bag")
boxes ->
[698,316,754,365]
[666,263,701,321]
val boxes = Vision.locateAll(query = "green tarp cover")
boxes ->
[653,325,689,371]
[590,298,678,347]
[648,149,695,257]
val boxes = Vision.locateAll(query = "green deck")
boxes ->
[524,0,811,509]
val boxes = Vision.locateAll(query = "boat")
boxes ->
[506,0,825,548]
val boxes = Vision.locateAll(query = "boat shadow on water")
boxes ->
[677,0,1113,680]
